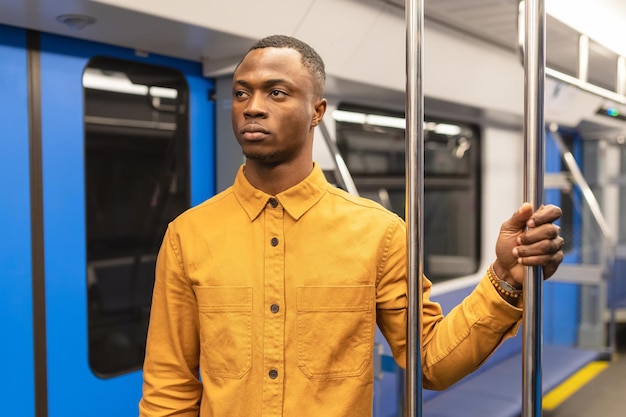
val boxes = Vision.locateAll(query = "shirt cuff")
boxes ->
[472,272,523,333]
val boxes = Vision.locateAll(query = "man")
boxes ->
[139,35,564,417]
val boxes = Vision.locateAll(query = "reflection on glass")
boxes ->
[335,105,480,282]
[83,57,189,377]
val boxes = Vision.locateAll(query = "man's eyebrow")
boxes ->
[234,79,294,88]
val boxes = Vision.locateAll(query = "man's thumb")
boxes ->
[503,202,533,232]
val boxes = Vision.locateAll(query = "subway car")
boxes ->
[1,0,625,416]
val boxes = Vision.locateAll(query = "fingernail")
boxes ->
[513,248,519,257]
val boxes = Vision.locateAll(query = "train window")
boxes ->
[334,104,480,282]
[83,57,189,377]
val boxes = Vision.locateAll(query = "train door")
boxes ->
[0,24,35,417]
[35,31,213,417]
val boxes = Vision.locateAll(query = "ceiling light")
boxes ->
[56,14,97,31]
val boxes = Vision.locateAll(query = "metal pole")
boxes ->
[405,0,424,416]
[318,120,360,196]
[522,0,545,416]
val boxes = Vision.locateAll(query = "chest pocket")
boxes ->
[296,285,375,379]
[194,286,252,379]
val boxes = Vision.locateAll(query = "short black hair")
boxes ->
[245,35,326,96]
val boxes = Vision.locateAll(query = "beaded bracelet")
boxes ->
[487,264,523,298]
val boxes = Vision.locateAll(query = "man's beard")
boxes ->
[243,150,281,163]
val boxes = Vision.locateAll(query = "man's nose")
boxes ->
[244,93,266,118]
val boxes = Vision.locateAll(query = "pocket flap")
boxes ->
[193,286,252,311]
[297,286,374,311]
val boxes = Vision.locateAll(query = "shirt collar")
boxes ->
[233,163,329,221]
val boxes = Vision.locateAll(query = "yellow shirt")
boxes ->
[139,163,522,417]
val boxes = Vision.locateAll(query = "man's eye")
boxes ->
[270,90,286,97]
[234,91,247,98]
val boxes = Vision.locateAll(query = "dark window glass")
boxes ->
[335,104,480,282]
[84,57,189,377]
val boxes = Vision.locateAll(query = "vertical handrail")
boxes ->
[405,0,424,416]
[317,120,360,196]
[521,0,545,416]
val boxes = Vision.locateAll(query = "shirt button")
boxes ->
[269,198,278,208]
[271,237,279,246]
[269,369,279,379]
[270,304,279,314]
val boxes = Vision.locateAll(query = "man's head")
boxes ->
[241,35,326,98]
[231,35,327,167]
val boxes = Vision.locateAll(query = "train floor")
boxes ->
[543,323,626,417]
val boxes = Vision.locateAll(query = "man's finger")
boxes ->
[527,204,562,227]
[501,202,534,233]
[516,235,564,257]
[519,224,561,245]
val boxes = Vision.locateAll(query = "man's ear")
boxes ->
[311,98,328,127]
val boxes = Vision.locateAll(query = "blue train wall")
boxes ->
[0,24,215,417]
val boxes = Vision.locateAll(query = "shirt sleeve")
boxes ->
[139,225,202,417]
[375,217,523,390]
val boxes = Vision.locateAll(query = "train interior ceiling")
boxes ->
[3,1,626,417]
[3,0,626,128]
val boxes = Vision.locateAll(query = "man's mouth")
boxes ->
[241,124,270,140]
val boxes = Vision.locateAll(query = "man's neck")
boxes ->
[243,160,314,195]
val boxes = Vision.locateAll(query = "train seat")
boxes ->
[377,278,603,414]
[422,342,599,417]
[418,281,602,416]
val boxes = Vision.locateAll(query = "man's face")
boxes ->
[231,47,324,165]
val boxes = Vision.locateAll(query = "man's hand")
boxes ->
[493,203,564,288]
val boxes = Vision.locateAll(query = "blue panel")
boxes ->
[39,32,214,417]
[0,25,34,417]
[609,258,626,308]
[544,131,561,217]
[571,133,583,263]
[543,281,579,345]
[188,74,216,205]
[545,131,561,173]
[373,327,400,416]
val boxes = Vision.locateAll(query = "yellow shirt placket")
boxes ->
[262,197,286,416]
